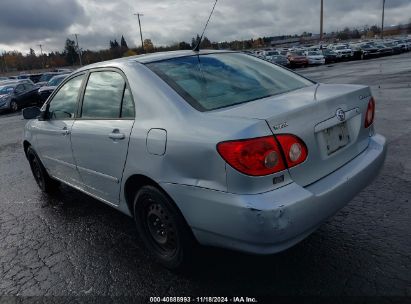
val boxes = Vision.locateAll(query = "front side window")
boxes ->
[148,53,313,111]
[81,71,126,119]
[48,74,84,120]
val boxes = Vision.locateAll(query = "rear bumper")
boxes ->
[161,134,387,254]
[308,59,325,65]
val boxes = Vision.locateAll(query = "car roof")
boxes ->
[75,50,235,73]
[50,74,68,80]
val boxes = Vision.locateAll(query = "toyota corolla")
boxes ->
[22,50,387,269]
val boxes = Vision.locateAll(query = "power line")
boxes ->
[133,13,145,52]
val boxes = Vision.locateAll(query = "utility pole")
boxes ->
[320,0,324,41]
[133,13,145,52]
[38,44,45,68]
[74,34,83,66]
[381,0,386,39]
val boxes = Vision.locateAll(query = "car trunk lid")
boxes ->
[214,84,372,186]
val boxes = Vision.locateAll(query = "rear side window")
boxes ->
[121,86,135,118]
[23,83,34,90]
[81,71,134,119]
[48,74,85,120]
[147,53,313,111]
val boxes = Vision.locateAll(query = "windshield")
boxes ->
[266,51,279,56]
[48,76,65,87]
[308,51,321,55]
[0,86,14,95]
[335,46,347,50]
[147,53,313,111]
[291,51,305,56]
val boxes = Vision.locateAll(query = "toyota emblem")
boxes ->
[336,109,345,122]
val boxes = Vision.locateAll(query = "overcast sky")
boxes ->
[0,0,410,54]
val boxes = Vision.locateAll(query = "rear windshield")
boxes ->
[147,53,313,111]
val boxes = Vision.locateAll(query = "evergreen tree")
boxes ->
[110,39,120,49]
[201,36,212,48]
[191,34,201,49]
[120,35,128,49]
[64,38,77,65]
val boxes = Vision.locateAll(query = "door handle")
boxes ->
[109,129,125,140]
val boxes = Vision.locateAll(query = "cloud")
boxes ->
[0,0,410,53]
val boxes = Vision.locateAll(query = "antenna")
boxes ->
[193,0,218,52]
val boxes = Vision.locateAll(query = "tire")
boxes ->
[10,100,18,112]
[27,147,59,193]
[133,185,196,270]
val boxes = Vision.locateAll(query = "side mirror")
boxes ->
[22,107,41,120]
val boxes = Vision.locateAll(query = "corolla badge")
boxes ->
[336,108,345,122]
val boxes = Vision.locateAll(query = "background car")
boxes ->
[304,50,325,65]
[329,44,353,59]
[350,43,380,60]
[383,41,402,54]
[36,72,65,87]
[287,51,309,67]
[38,74,68,102]
[394,39,410,51]
[262,50,289,66]
[28,73,44,84]
[369,42,394,56]
[321,49,338,63]
[0,81,39,112]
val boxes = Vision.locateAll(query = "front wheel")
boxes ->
[133,185,196,270]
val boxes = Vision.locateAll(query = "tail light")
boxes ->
[364,97,375,128]
[217,135,308,176]
[276,134,308,168]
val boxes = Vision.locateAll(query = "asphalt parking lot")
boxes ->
[0,53,410,300]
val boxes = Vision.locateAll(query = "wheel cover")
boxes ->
[11,102,18,111]
[143,199,178,256]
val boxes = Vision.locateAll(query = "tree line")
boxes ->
[1,23,409,73]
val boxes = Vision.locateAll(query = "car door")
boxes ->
[23,83,38,105]
[14,84,27,107]
[70,69,135,205]
[35,74,86,186]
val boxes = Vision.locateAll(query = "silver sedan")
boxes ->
[22,50,387,269]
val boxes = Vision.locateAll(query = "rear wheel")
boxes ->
[27,147,59,193]
[10,100,18,112]
[133,185,196,270]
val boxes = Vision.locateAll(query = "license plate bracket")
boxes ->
[323,122,350,155]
